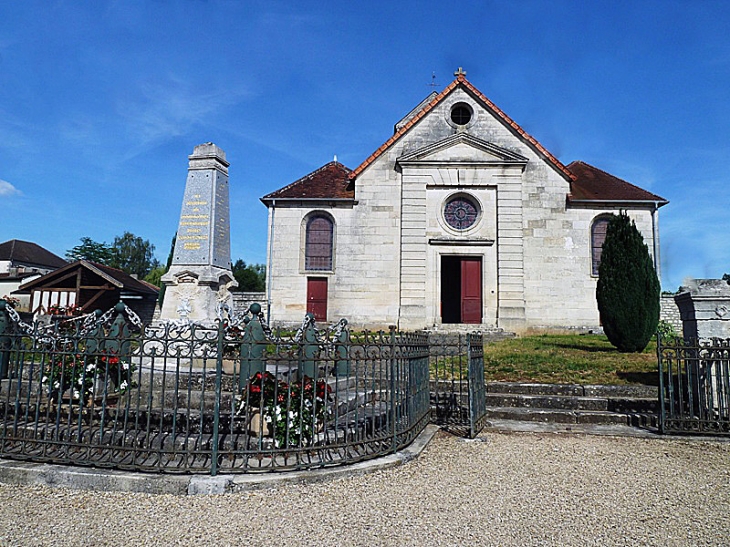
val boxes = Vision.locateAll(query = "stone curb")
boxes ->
[0,425,441,497]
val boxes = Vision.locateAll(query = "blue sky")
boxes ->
[1,0,729,290]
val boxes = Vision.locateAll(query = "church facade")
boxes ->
[261,71,667,332]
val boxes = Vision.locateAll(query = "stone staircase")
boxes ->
[483,382,659,428]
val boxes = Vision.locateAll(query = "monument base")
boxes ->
[159,265,237,323]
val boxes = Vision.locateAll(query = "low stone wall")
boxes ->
[232,292,266,316]
[660,295,681,333]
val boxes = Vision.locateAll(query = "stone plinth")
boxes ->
[674,279,730,340]
[160,143,237,323]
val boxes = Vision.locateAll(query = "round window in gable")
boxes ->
[450,103,473,126]
[444,195,479,230]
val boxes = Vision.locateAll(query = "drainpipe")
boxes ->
[266,199,275,322]
[651,202,661,285]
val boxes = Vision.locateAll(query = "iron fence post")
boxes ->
[240,304,266,392]
[389,326,397,453]
[211,319,225,476]
[657,333,666,433]
[300,314,318,379]
[0,300,10,379]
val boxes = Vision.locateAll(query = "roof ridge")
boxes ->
[348,74,575,181]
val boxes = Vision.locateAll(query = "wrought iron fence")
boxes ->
[427,332,486,438]
[658,336,730,435]
[0,300,453,474]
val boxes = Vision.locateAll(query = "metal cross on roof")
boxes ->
[454,67,467,77]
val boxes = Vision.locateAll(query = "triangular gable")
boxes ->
[18,260,120,292]
[349,73,575,182]
[17,260,158,295]
[398,133,529,165]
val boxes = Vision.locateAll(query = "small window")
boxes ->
[450,103,472,126]
[591,216,610,276]
[305,215,334,271]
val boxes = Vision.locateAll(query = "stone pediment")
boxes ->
[173,270,200,284]
[397,133,528,167]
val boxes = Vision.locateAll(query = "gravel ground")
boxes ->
[0,431,729,546]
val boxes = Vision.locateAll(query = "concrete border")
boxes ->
[0,425,441,496]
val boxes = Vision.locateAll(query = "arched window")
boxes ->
[591,216,611,276]
[305,215,334,271]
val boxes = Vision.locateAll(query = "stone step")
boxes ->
[484,393,659,413]
[484,406,658,427]
[486,382,658,398]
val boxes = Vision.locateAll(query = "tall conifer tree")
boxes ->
[596,213,660,352]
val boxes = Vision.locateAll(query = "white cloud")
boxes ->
[0,179,21,196]
[117,74,250,146]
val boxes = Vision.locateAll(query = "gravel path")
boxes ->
[1,431,729,546]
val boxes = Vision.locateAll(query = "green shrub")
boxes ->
[596,213,660,352]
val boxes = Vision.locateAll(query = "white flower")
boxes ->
[41,376,48,384]
[72,390,80,399]
[53,381,60,389]
[77,378,83,386]
[86,364,96,372]
[121,362,129,371]
[120,380,128,391]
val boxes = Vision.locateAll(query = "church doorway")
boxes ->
[441,256,482,324]
[306,277,328,322]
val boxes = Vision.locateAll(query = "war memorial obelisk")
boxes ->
[160,142,237,322]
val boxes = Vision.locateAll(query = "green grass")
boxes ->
[483,334,658,386]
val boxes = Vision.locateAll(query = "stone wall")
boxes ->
[660,295,682,333]
[232,292,266,316]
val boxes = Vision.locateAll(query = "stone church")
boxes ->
[261,70,667,332]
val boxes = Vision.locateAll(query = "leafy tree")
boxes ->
[66,237,113,264]
[144,266,165,288]
[723,273,729,285]
[596,213,661,352]
[109,232,160,279]
[231,259,266,291]
[156,233,176,305]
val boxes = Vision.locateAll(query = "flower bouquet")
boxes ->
[240,371,333,448]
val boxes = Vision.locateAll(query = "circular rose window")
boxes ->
[444,196,478,230]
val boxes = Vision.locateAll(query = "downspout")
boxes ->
[651,202,661,285]
[266,199,275,322]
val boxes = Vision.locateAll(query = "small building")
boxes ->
[14,260,159,324]
[261,70,668,332]
[0,239,67,312]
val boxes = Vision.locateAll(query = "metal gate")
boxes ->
[658,336,730,435]
[429,332,487,438]
[467,333,487,438]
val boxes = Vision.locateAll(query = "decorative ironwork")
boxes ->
[658,335,730,435]
[0,300,448,475]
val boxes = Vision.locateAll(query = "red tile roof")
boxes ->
[567,161,668,205]
[348,73,576,182]
[261,161,353,202]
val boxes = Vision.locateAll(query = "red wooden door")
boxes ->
[307,277,328,322]
[460,258,482,324]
